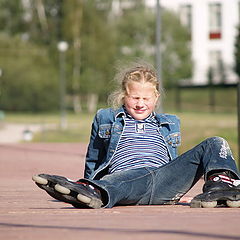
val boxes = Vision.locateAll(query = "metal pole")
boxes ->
[59,50,67,130]
[58,41,68,130]
[238,80,240,168]
[156,0,163,113]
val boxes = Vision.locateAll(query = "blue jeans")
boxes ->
[86,137,239,208]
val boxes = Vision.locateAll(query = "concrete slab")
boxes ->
[0,143,240,240]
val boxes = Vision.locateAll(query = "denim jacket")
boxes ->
[84,107,181,180]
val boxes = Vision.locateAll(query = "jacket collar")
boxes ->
[114,106,126,120]
[155,114,175,125]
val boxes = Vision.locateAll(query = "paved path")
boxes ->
[0,123,42,143]
[0,143,240,240]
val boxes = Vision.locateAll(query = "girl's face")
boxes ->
[124,81,159,120]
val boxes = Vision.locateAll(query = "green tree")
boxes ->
[234,25,240,78]
[0,0,192,112]
[115,2,155,61]
[234,24,240,163]
[161,10,192,87]
[61,0,83,112]
[0,34,59,111]
[0,0,27,35]
[63,0,117,112]
[115,6,192,88]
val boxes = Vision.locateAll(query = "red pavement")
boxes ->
[0,143,240,240]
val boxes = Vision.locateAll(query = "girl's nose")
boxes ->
[136,98,145,107]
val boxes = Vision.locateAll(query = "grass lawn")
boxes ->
[3,110,239,165]
[174,111,238,160]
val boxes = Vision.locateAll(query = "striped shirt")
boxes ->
[108,113,170,174]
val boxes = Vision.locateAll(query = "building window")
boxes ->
[179,4,192,31]
[209,3,222,39]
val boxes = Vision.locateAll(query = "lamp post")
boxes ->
[238,80,240,168]
[156,0,163,113]
[0,68,4,120]
[0,68,2,98]
[57,41,68,130]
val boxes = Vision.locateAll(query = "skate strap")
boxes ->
[211,174,240,187]
[75,181,100,192]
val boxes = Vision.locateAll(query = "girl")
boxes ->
[33,62,240,208]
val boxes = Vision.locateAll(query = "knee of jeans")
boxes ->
[206,136,226,146]
[207,136,234,160]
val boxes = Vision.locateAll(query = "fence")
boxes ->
[172,83,237,113]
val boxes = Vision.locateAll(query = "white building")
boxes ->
[147,0,240,85]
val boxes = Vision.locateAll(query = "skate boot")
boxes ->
[32,173,103,209]
[190,172,240,208]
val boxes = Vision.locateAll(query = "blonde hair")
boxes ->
[108,61,162,109]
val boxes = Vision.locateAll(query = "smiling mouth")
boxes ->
[134,109,146,113]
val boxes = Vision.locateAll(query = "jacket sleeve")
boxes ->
[169,115,181,158]
[162,114,181,160]
[83,111,107,179]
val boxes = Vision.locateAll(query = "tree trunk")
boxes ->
[73,94,81,113]
[35,0,48,34]
[87,93,98,113]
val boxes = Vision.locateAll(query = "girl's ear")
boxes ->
[154,92,160,106]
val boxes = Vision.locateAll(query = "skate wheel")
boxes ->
[54,184,71,194]
[77,194,91,204]
[226,200,240,208]
[201,201,217,208]
[32,175,48,185]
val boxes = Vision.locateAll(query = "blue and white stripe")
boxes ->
[108,113,170,174]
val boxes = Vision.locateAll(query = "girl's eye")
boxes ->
[127,95,153,102]
[129,96,139,101]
